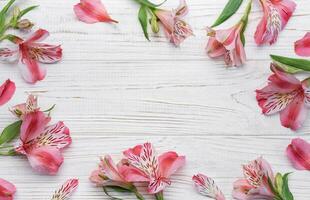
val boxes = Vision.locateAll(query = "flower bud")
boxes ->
[151,16,159,33]
[16,19,34,31]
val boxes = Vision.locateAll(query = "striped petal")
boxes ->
[0,79,16,106]
[192,174,226,200]
[51,179,79,200]
[28,44,62,64]
[286,138,310,170]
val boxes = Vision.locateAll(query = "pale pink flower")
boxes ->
[192,174,226,200]
[0,29,62,84]
[233,157,275,200]
[286,138,310,170]
[121,142,186,194]
[10,94,38,119]
[255,0,296,45]
[256,64,310,130]
[74,0,118,24]
[14,111,71,175]
[51,179,79,200]
[0,178,16,200]
[206,23,246,67]
[154,0,193,46]
[0,79,16,106]
[295,32,310,57]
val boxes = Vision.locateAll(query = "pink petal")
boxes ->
[73,0,117,24]
[175,0,189,17]
[232,179,252,200]
[25,29,50,44]
[27,146,64,175]
[192,174,226,200]
[99,155,124,182]
[0,48,19,62]
[158,151,185,178]
[280,94,308,130]
[0,178,16,199]
[51,179,79,200]
[89,169,105,186]
[118,164,149,182]
[20,111,50,143]
[286,138,310,170]
[273,0,296,29]
[206,37,226,58]
[295,32,310,57]
[0,80,16,106]
[254,9,268,45]
[155,9,174,34]
[29,44,62,64]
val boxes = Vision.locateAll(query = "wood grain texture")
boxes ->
[0,0,310,199]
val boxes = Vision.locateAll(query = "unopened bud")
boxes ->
[17,19,34,31]
[13,7,21,18]
[151,16,159,33]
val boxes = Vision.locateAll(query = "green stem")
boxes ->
[0,145,13,149]
[133,190,145,200]
[155,191,164,200]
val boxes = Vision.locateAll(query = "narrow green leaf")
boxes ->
[270,55,310,73]
[0,120,22,145]
[138,5,149,41]
[134,0,166,8]
[0,0,16,14]
[18,5,38,19]
[282,173,294,200]
[211,0,244,27]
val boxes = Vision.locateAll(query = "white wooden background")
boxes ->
[0,0,310,199]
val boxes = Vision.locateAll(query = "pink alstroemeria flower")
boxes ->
[121,142,186,194]
[154,0,193,46]
[192,174,226,200]
[10,94,38,119]
[0,29,62,84]
[286,138,310,170]
[206,23,246,67]
[0,178,16,200]
[51,179,79,200]
[295,32,310,57]
[74,0,118,24]
[0,79,16,106]
[255,0,296,45]
[256,64,310,130]
[233,157,275,200]
[14,111,71,175]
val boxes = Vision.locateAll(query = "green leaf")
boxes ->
[0,120,22,145]
[103,186,128,200]
[18,5,38,19]
[211,0,244,27]
[282,173,294,200]
[134,0,166,8]
[138,5,149,41]
[270,55,310,73]
[0,0,16,14]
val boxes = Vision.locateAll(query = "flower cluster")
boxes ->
[89,142,186,200]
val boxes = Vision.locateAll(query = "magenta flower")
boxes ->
[154,0,193,46]
[192,174,226,200]
[0,178,16,200]
[51,179,79,200]
[206,23,246,67]
[74,0,118,24]
[256,64,310,130]
[0,79,16,106]
[295,32,310,57]
[255,0,296,45]
[286,138,310,170]
[0,29,62,84]
[14,111,71,175]
[233,157,275,200]
[121,142,185,195]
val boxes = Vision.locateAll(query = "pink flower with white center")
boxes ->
[206,23,246,67]
[14,111,71,175]
[192,174,226,200]
[74,0,118,24]
[233,157,275,200]
[154,0,193,46]
[0,29,62,84]
[286,138,310,170]
[10,94,38,119]
[51,179,79,200]
[295,32,310,57]
[0,79,16,107]
[255,0,296,45]
[0,178,16,200]
[121,142,186,194]
[256,64,310,130]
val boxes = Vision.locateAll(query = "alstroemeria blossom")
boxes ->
[51,179,79,200]
[192,174,225,200]
[74,0,118,24]
[0,79,16,106]
[256,64,310,130]
[14,111,71,175]
[233,157,275,200]
[0,178,16,200]
[295,32,310,57]
[286,138,310,170]
[121,142,186,194]
[255,0,296,45]
[0,29,62,84]
[206,23,246,67]
[154,0,193,46]
[10,94,38,119]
